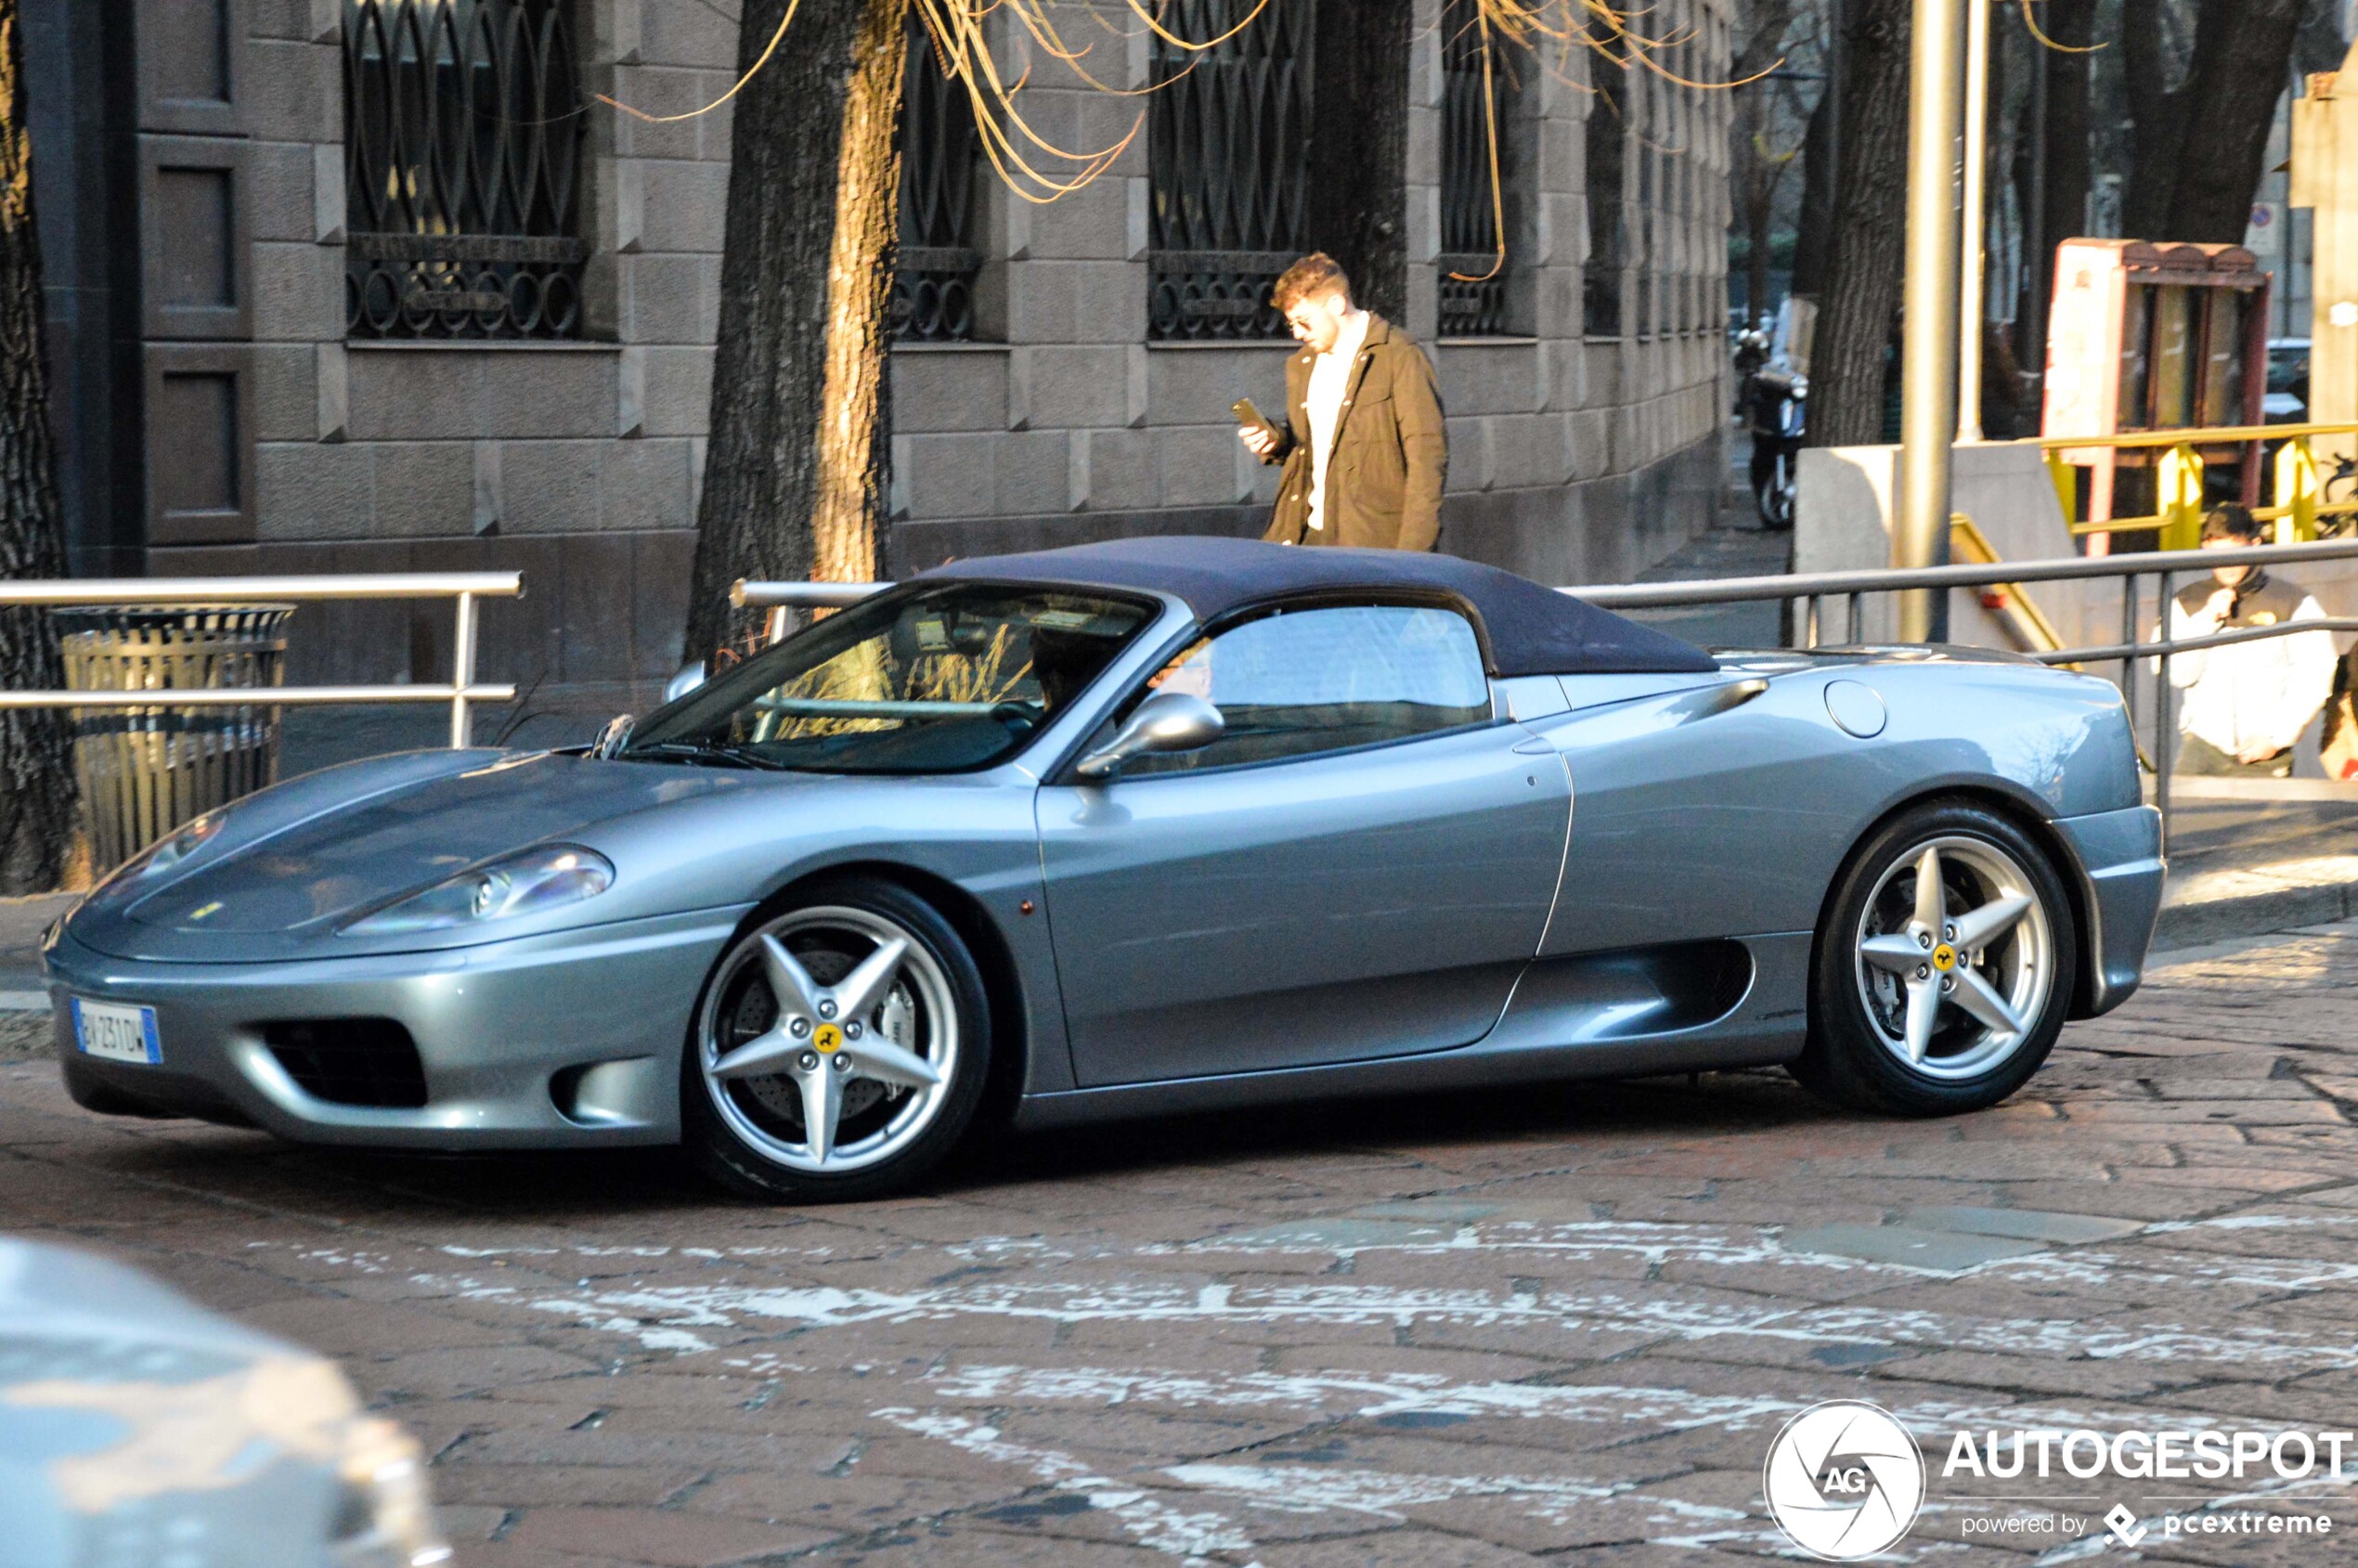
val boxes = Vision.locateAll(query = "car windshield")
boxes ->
[622,583,1158,774]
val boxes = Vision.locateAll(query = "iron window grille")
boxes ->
[1582,61,1626,338]
[344,0,587,342]
[1147,0,1313,343]
[1438,12,1519,338]
[896,22,984,343]
[1635,70,1655,340]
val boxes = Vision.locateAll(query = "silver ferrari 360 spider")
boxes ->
[45,538,2163,1200]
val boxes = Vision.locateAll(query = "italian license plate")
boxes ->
[71,998,161,1065]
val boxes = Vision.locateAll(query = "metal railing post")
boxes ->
[449,590,477,749]
[2155,569,2174,853]
[2119,572,2138,740]
[1847,592,1864,642]
[1806,595,1823,649]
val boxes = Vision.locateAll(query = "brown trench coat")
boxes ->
[1256,314,1448,551]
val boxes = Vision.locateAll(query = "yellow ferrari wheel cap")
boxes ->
[813,1023,845,1055]
[1931,944,1957,973]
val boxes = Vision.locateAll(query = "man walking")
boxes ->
[2161,503,2339,777]
[1238,253,1446,551]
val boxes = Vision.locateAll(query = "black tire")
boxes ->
[681,876,993,1202]
[1792,800,2078,1117]
[1755,447,1795,531]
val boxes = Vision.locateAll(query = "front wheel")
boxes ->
[682,878,991,1202]
[1792,801,2077,1117]
[1754,442,1795,531]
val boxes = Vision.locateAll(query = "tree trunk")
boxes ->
[2028,0,2095,356]
[1788,80,1835,297]
[2119,0,2304,244]
[685,0,906,662]
[0,0,77,895]
[810,0,909,583]
[2161,0,2304,241]
[1807,0,1911,447]
[1729,0,1801,324]
[2117,0,2181,239]
[1308,0,1411,322]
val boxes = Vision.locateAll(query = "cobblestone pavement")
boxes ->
[9,924,2358,1566]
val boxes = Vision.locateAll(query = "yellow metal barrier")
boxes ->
[2030,421,2358,544]
[2274,437,2322,543]
[2155,445,2205,551]
[1950,514,2071,659]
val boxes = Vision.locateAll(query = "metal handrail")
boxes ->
[1565,538,2358,608]
[2030,421,2358,451]
[732,537,2358,847]
[733,538,2358,614]
[2021,421,2358,545]
[0,571,522,748]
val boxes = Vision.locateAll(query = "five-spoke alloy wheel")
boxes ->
[682,877,991,1201]
[1794,800,2077,1116]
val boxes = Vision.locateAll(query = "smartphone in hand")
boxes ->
[1231,397,1277,439]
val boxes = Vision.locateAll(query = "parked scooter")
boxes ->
[1743,298,1816,532]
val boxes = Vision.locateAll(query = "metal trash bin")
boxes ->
[54,605,294,870]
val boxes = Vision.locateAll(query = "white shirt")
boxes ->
[2156,586,2339,758]
[1303,309,1370,534]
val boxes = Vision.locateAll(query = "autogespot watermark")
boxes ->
[1763,1405,2345,1558]
[1763,1402,1927,1561]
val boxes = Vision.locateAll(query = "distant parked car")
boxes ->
[0,1238,446,1567]
[2267,337,2311,423]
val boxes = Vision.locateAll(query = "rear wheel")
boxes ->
[1793,801,2076,1116]
[681,878,991,1202]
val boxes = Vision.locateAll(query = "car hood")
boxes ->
[67,751,751,958]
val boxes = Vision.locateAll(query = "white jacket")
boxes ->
[2154,574,2338,758]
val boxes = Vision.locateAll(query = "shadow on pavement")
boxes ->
[58,1066,1841,1218]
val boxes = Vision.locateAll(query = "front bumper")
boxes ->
[2054,804,2165,1017]
[43,907,747,1149]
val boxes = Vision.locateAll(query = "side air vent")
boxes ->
[261,1019,428,1108]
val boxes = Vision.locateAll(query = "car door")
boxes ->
[1526,671,1859,958]
[1036,601,1572,1087]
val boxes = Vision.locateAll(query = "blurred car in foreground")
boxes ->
[0,1238,446,1568]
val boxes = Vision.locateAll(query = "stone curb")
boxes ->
[2153,855,2358,953]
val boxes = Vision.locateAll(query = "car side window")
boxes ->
[1120,603,1493,776]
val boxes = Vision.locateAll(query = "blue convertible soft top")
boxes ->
[921,536,1718,679]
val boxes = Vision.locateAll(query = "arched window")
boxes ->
[1147,0,1314,342]
[343,0,586,341]
[1439,10,1523,338]
[896,22,984,343]
[1583,59,1626,338]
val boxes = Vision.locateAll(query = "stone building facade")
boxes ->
[28,0,1730,692]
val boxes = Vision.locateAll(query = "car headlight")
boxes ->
[331,1415,450,1567]
[340,845,615,936]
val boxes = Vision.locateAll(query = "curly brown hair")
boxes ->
[1271,253,1352,312]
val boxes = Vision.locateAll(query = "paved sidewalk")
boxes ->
[8,924,2358,1563]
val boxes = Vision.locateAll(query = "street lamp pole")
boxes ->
[1957,0,1990,444]
[1894,0,1971,641]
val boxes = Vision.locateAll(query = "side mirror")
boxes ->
[664,659,708,704]
[1075,692,1224,780]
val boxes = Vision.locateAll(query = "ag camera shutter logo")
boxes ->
[1763,1401,1926,1560]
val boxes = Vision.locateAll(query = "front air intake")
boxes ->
[261,1018,428,1108]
